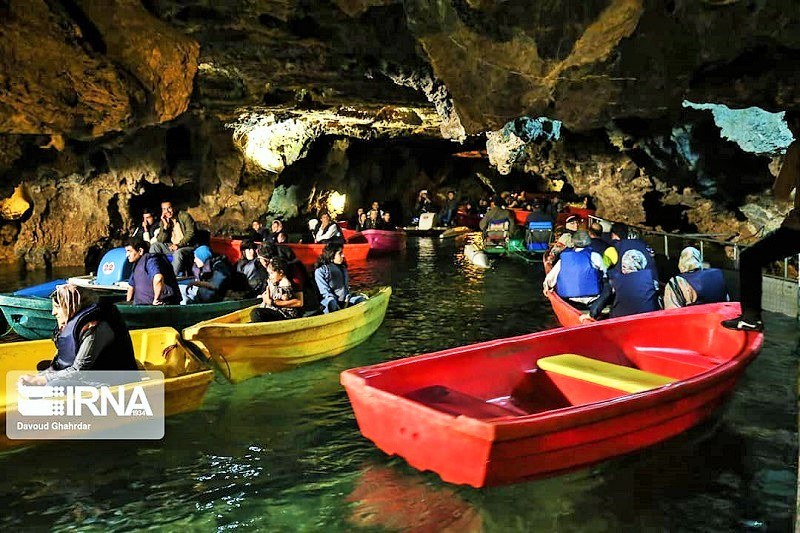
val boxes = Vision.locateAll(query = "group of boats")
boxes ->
[0,226,405,452]
[0,221,765,491]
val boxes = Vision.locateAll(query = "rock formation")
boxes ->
[1,0,800,267]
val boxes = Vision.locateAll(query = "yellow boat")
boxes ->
[183,286,392,383]
[0,327,214,451]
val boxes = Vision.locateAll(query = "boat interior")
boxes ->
[358,306,755,420]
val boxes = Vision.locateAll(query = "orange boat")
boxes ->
[341,303,762,487]
[546,291,595,327]
[283,241,371,267]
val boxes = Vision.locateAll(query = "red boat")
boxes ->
[210,236,244,264]
[455,211,481,229]
[341,303,762,487]
[510,208,530,226]
[361,229,407,252]
[283,241,371,266]
[546,291,594,327]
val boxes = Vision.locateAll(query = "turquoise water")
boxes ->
[0,238,796,531]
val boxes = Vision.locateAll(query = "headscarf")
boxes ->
[51,284,95,323]
[678,246,702,273]
[194,245,213,264]
[620,249,647,274]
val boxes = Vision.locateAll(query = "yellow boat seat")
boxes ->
[537,354,676,394]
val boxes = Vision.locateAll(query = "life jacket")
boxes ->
[589,237,609,256]
[610,270,660,318]
[52,303,136,371]
[681,268,728,305]
[613,238,658,279]
[556,248,602,298]
[130,253,180,305]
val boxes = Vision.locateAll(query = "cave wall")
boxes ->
[2,0,800,267]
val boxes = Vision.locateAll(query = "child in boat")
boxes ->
[20,284,136,386]
[250,257,304,322]
[314,242,366,313]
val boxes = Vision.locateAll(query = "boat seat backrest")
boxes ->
[537,354,676,394]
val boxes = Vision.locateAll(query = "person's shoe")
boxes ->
[721,316,763,332]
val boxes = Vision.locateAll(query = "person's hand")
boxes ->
[168,244,178,252]
[142,220,148,229]
[152,298,164,306]
[261,292,272,306]
[542,286,553,297]
[20,374,47,386]
[579,313,595,324]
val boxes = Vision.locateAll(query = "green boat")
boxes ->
[0,289,258,340]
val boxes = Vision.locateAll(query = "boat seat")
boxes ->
[537,354,676,394]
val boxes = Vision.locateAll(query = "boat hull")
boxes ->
[0,327,213,451]
[341,303,762,487]
[183,287,391,383]
[283,242,371,267]
[0,294,257,340]
[546,291,591,327]
[361,229,407,252]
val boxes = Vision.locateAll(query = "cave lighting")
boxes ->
[326,191,347,216]
[242,124,284,173]
[452,150,487,158]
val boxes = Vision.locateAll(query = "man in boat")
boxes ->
[590,249,660,319]
[377,211,397,231]
[125,238,181,306]
[543,230,606,307]
[247,219,267,242]
[414,190,433,219]
[479,196,516,245]
[20,284,136,386]
[664,246,729,309]
[314,242,366,313]
[355,211,369,232]
[364,209,382,230]
[234,240,268,297]
[183,245,232,304]
[722,113,800,332]
[249,257,304,322]
[603,222,658,280]
[130,207,159,244]
[587,223,610,255]
[439,190,458,226]
[149,200,197,276]
[314,212,345,243]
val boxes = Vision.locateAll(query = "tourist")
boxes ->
[364,209,381,230]
[265,219,284,244]
[664,247,729,308]
[543,230,606,306]
[439,190,458,226]
[587,223,609,255]
[350,207,365,229]
[414,190,433,215]
[131,207,159,244]
[19,284,136,386]
[314,242,366,313]
[590,249,660,319]
[234,240,268,296]
[248,219,266,242]
[125,238,181,306]
[249,257,304,322]
[603,222,658,280]
[355,211,369,232]
[314,212,344,243]
[479,196,516,244]
[149,200,197,276]
[183,245,232,304]
[564,215,580,234]
[378,211,396,230]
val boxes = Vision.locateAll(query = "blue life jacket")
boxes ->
[52,303,136,371]
[610,270,660,318]
[681,268,728,304]
[614,238,658,279]
[556,248,602,298]
[130,253,180,305]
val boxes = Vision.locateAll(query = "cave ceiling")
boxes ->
[3,0,800,140]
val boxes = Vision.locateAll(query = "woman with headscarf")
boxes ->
[183,245,233,304]
[663,247,729,309]
[20,284,136,386]
[590,249,661,319]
